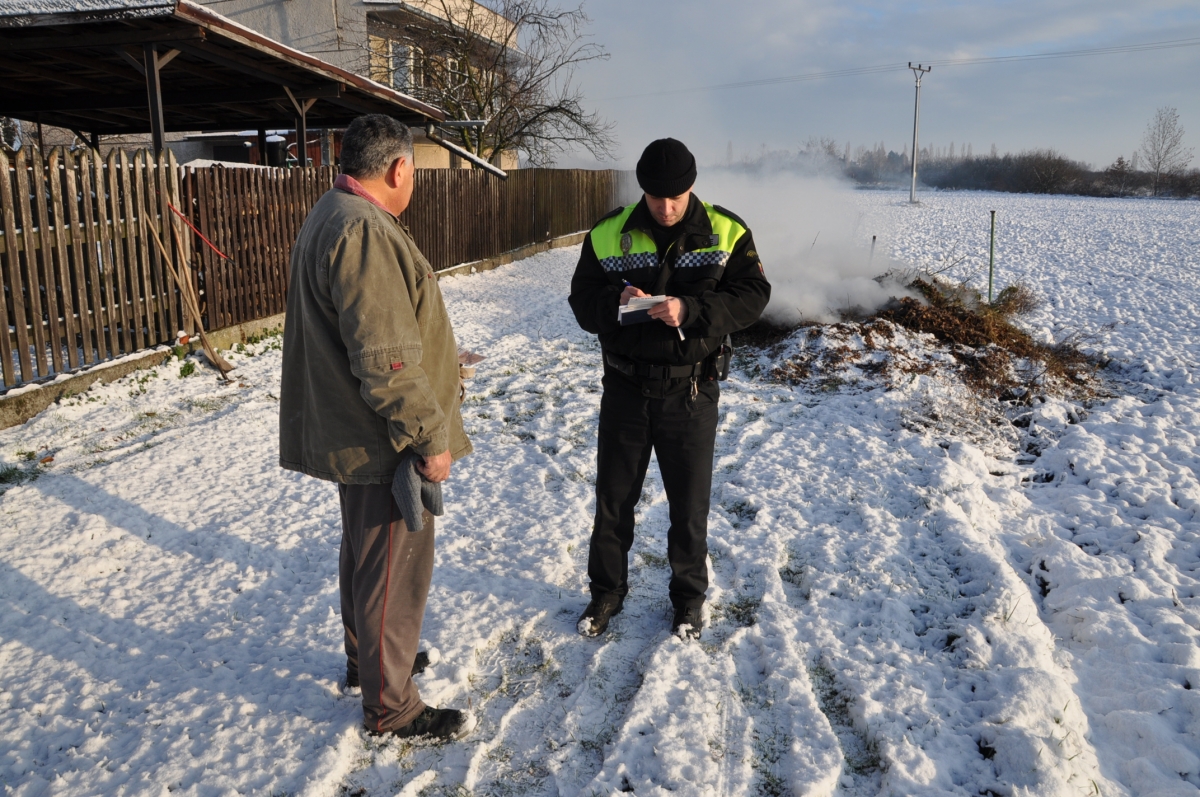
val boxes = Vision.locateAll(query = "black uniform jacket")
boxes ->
[568,194,771,367]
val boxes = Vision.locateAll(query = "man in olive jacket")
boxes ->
[280,115,473,740]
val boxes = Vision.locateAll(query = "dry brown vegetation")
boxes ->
[736,276,1105,402]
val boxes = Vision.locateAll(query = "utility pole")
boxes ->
[908,62,931,204]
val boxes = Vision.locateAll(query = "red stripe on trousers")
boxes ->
[376,501,395,732]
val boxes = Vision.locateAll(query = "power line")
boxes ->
[925,36,1200,67]
[606,35,1200,100]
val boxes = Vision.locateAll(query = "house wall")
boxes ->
[195,0,511,77]
[197,0,365,73]
[195,0,519,169]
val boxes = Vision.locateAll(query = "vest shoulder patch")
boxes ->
[593,205,627,226]
[710,204,749,229]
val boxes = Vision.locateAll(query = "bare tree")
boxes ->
[368,0,615,166]
[1139,106,1193,196]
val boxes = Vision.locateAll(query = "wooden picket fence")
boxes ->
[179,165,625,330]
[180,163,331,332]
[0,146,191,390]
[397,167,626,273]
[0,151,627,391]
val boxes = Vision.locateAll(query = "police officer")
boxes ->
[568,138,771,639]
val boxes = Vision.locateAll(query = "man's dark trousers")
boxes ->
[588,365,720,611]
[339,483,433,734]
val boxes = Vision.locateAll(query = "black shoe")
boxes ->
[671,605,704,640]
[342,669,359,692]
[345,650,432,689]
[577,594,624,637]
[373,706,476,740]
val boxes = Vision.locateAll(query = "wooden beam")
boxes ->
[116,48,145,75]
[323,94,387,115]
[1,84,343,115]
[0,27,205,53]
[324,93,428,124]
[296,115,309,167]
[0,55,96,91]
[38,107,142,129]
[43,48,145,83]
[116,46,248,89]
[173,40,309,89]
[157,49,182,70]
[282,86,319,117]
[284,86,318,167]
[143,43,166,155]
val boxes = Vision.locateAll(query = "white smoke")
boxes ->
[693,170,916,325]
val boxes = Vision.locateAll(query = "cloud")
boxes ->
[570,0,1200,168]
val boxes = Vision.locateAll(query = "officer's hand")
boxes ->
[417,450,452,483]
[648,297,688,327]
[620,285,648,306]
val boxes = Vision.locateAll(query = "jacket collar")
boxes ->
[334,173,396,217]
[622,193,711,237]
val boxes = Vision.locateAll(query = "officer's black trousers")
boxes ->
[588,367,720,611]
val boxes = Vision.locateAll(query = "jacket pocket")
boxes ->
[669,266,723,289]
[349,344,422,378]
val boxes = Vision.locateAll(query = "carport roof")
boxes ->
[0,0,446,136]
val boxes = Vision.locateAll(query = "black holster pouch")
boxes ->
[712,334,733,381]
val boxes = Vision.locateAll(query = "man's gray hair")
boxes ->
[340,115,414,179]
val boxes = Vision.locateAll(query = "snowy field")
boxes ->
[2,189,1199,797]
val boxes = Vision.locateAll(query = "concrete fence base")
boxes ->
[0,231,587,431]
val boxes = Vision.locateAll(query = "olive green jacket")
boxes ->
[279,187,471,484]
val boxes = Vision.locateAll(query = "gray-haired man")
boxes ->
[280,115,474,739]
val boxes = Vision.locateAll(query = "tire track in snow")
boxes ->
[722,374,1118,796]
[975,391,1200,796]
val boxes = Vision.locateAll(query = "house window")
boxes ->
[368,35,423,92]
[390,43,424,92]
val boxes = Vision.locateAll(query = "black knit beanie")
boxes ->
[636,138,697,198]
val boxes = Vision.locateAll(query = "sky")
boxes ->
[561,0,1200,170]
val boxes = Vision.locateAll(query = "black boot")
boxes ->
[671,605,704,640]
[577,594,624,637]
[371,706,476,740]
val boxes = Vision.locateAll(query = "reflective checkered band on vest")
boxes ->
[600,252,659,273]
[676,250,731,269]
[590,201,748,276]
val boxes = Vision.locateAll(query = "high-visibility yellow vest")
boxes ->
[590,202,748,276]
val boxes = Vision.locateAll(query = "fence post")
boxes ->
[0,151,22,386]
[47,149,82,368]
[988,210,996,304]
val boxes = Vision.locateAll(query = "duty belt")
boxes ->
[604,352,706,381]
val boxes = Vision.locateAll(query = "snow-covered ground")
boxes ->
[1,189,1199,797]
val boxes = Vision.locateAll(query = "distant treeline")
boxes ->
[916,151,1198,198]
[724,139,1200,199]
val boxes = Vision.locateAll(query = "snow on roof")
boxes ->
[0,0,175,18]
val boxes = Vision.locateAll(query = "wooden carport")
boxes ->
[0,0,447,163]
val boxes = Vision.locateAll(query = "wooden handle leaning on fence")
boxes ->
[144,223,235,377]
[169,220,206,341]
